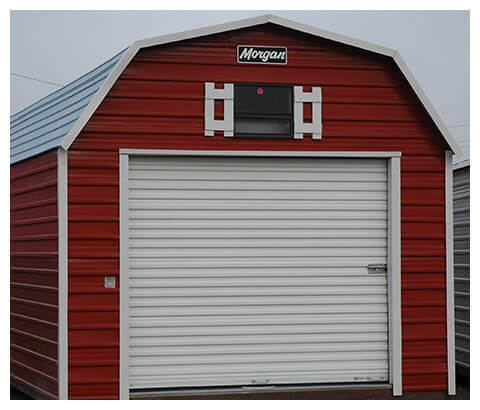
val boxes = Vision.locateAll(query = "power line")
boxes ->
[8,74,473,129]
[11,72,64,87]
[447,124,469,129]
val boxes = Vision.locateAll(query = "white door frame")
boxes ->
[119,149,402,399]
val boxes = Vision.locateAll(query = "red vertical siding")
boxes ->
[11,149,58,399]
[67,24,449,398]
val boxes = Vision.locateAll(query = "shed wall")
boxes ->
[10,149,59,399]
[67,24,449,399]
[453,166,470,375]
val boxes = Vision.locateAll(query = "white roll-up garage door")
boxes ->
[126,155,389,390]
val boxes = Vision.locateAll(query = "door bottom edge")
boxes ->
[130,382,393,399]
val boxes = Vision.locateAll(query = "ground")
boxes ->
[10,377,470,400]
[453,375,470,400]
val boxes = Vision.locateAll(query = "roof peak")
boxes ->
[11,14,461,164]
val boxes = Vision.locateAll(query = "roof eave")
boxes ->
[392,52,463,156]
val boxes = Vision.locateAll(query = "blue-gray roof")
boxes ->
[10,48,126,164]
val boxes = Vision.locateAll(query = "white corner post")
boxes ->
[119,153,130,400]
[57,148,68,400]
[388,156,402,396]
[445,150,456,395]
[204,82,234,137]
[293,86,322,140]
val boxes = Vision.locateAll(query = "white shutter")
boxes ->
[293,86,322,139]
[127,156,389,390]
[204,82,234,137]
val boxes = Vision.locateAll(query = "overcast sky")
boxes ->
[10,10,470,161]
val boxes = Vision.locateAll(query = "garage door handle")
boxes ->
[368,264,388,275]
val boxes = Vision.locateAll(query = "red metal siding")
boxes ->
[11,149,58,399]
[67,24,449,398]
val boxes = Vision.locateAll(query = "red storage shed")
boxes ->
[10,15,462,400]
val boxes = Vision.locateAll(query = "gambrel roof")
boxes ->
[10,14,462,164]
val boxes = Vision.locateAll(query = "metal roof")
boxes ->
[10,14,462,164]
[10,48,126,164]
[453,159,470,170]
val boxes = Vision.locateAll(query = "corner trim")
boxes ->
[445,150,456,395]
[388,157,402,396]
[57,148,68,400]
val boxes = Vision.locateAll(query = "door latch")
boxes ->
[367,264,388,275]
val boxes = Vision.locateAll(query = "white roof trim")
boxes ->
[60,14,462,155]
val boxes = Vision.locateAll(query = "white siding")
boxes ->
[127,156,389,390]
[453,165,470,375]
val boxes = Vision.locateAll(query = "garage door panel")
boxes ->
[129,323,388,337]
[130,163,388,173]
[129,276,388,287]
[128,313,388,327]
[130,332,389,347]
[130,163,387,173]
[129,256,387,269]
[130,209,387,220]
[130,341,389,356]
[130,369,388,390]
[129,247,387,258]
[130,189,387,200]
[129,228,387,239]
[130,219,387,229]
[129,156,386,169]
[129,169,387,182]
[127,155,389,390]
[129,360,388,378]
[130,179,387,191]
[129,294,388,308]
[129,266,385,278]
[129,304,388,317]
[129,238,388,248]
[130,351,390,367]
[129,285,387,297]
[129,199,388,211]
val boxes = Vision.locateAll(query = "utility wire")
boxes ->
[11,72,64,87]
[447,124,469,129]
[8,73,473,130]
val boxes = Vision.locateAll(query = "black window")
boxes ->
[234,84,293,138]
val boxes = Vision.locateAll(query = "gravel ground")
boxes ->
[453,375,470,400]
[10,378,470,400]
[10,386,32,400]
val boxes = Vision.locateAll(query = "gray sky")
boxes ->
[10,10,470,161]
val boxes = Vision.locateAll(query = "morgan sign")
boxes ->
[237,46,287,65]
